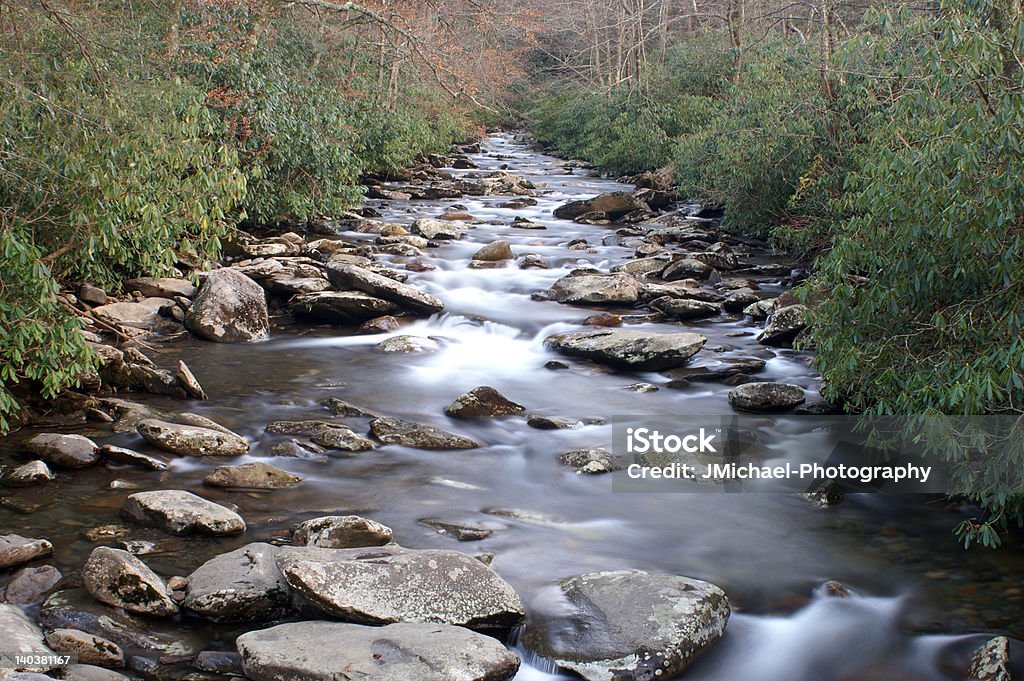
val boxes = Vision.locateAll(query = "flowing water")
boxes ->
[2,133,1023,679]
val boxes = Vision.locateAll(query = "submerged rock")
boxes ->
[81,547,177,617]
[728,382,806,412]
[24,433,99,469]
[0,535,54,570]
[121,490,246,536]
[204,462,302,489]
[523,570,730,681]
[548,272,640,306]
[236,621,520,681]
[444,386,526,419]
[370,417,480,449]
[277,545,524,633]
[137,418,249,457]
[545,329,706,371]
[292,515,394,548]
[184,543,289,623]
[185,268,269,343]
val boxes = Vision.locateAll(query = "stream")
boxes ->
[3,133,1023,680]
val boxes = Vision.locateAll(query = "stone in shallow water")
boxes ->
[203,462,302,489]
[370,417,480,449]
[523,570,730,681]
[728,382,805,412]
[757,303,808,347]
[309,425,376,453]
[98,445,169,471]
[236,621,520,681]
[137,418,249,457]
[277,545,524,633]
[0,604,56,672]
[0,565,62,605]
[183,543,290,623]
[185,268,269,343]
[548,272,640,306]
[376,335,441,353]
[545,329,706,371]
[559,449,622,474]
[292,515,393,548]
[23,433,99,469]
[290,291,399,325]
[44,629,124,667]
[326,262,443,316]
[419,518,494,541]
[3,460,54,487]
[60,664,130,681]
[0,535,53,570]
[121,490,245,536]
[81,547,178,617]
[969,635,1011,681]
[444,386,526,419]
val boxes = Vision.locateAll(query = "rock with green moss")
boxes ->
[81,547,177,617]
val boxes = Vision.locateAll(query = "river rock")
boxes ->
[548,272,640,306]
[278,545,524,632]
[81,547,177,617]
[523,570,730,681]
[419,518,493,541]
[358,315,400,334]
[91,298,172,329]
[411,218,463,240]
[236,621,520,681]
[24,433,99,469]
[0,566,62,605]
[553,192,648,221]
[185,269,269,343]
[326,263,443,316]
[183,543,289,622]
[744,298,777,320]
[444,386,526,419]
[0,604,55,671]
[78,284,107,306]
[728,382,806,411]
[376,335,441,353]
[290,291,399,325]
[309,425,376,453]
[292,515,393,548]
[370,417,480,449]
[661,258,714,281]
[611,257,670,277]
[652,297,721,320]
[545,329,706,371]
[126,277,197,299]
[473,241,514,261]
[137,418,249,456]
[204,462,302,489]
[559,449,622,474]
[969,636,1011,681]
[60,665,130,681]
[723,288,760,312]
[0,535,53,570]
[664,358,767,385]
[758,304,808,347]
[3,460,54,487]
[44,629,124,667]
[98,445,168,471]
[121,490,246,536]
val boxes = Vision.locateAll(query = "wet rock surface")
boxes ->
[183,543,289,622]
[121,490,246,536]
[186,268,270,342]
[292,515,394,548]
[545,329,706,370]
[81,546,178,616]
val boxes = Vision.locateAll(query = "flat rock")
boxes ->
[523,570,730,681]
[309,425,376,453]
[370,417,480,449]
[126,277,197,299]
[758,304,808,347]
[236,621,520,681]
[292,515,394,548]
[728,382,806,411]
[91,298,172,328]
[204,462,302,489]
[185,269,269,343]
[24,433,99,469]
[121,490,245,536]
[663,358,767,384]
[98,445,169,471]
[377,335,441,353]
[81,546,177,617]
[559,449,622,474]
[0,565,62,605]
[548,272,640,306]
[411,218,463,240]
[545,329,706,371]
[277,545,524,633]
[0,604,56,672]
[419,518,493,541]
[445,386,526,419]
[662,258,714,281]
[183,543,289,623]
[653,297,721,320]
[0,535,53,570]
[44,629,124,667]
[326,263,443,316]
[553,192,648,220]
[290,291,399,325]
[3,460,54,487]
[137,418,249,456]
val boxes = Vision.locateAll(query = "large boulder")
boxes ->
[548,273,640,306]
[523,570,729,681]
[292,516,394,548]
[277,545,524,633]
[370,417,481,449]
[81,547,177,617]
[236,621,520,681]
[183,543,289,623]
[290,291,399,325]
[0,604,56,672]
[445,386,526,419]
[23,433,99,469]
[0,535,53,570]
[545,329,706,371]
[553,192,648,221]
[121,490,246,536]
[326,263,443,316]
[757,304,808,347]
[137,418,249,457]
[728,382,806,412]
[185,269,269,343]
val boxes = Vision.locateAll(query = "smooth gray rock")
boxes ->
[292,515,393,548]
[523,570,730,681]
[203,462,302,489]
[277,545,524,633]
[548,272,640,306]
[545,329,706,371]
[652,297,721,320]
[121,490,245,536]
[91,298,172,328]
[376,335,441,353]
[183,543,289,623]
[0,604,56,671]
[728,382,806,412]
[60,665,130,681]
[0,535,53,570]
[757,304,808,347]
[236,621,520,681]
[411,218,463,240]
[137,418,248,456]
[81,547,177,617]
[23,433,99,469]
[3,460,54,487]
[44,629,124,667]
[473,241,514,261]
[290,291,399,325]
[126,277,197,299]
[185,269,269,343]
[326,263,443,316]
[98,445,168,471]
[0,565,62,605]
[370,417,480,449]
[445,386,526,419]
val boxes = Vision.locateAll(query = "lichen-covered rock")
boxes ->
[277,545,524,633]
[121,490,245,536]
[523,570,730,681]
[185,269,269,343]
[661,258,714,281]
[559,449,622,474]
[183,543,289,623]
[81,547,177,617]
[548,272,640,306]
[326,263,443,316]
[290,291,399,325]
[309,425,376,453]
[757,304,808,347]
[203,462,302,489]
[444,386,526,419]
[44,629,124,667]
[0,535,53,570]
[370,417,480,449]
[137,419,249,457]
[292,516,393,548]
[411,218,463,240]
[376,335,441,353]
[236,621,520,681]
[969,636,1012,681]
[545,329,706,371]
[23,433,99,469]
[728,382,806,412]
